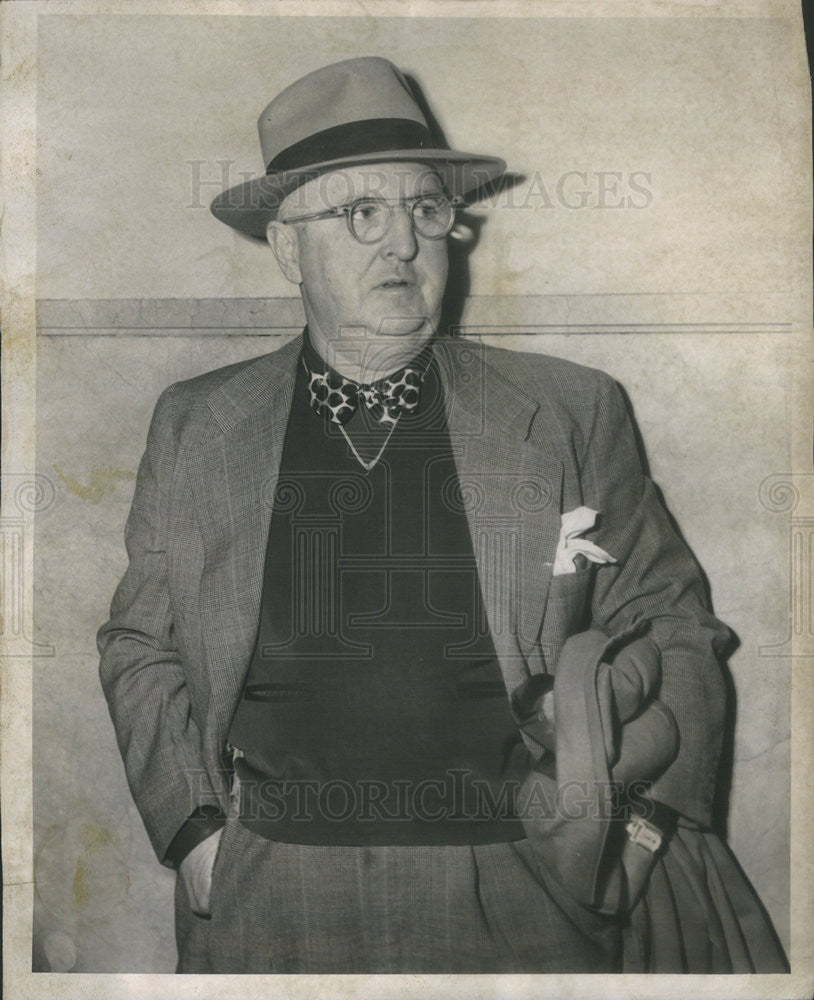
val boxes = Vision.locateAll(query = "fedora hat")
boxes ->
[210,57,506,238]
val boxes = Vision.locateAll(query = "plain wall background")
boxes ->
[30,10,808,972]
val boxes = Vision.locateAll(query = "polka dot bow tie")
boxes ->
[302,358,424,429]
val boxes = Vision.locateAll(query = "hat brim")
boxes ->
[209,149,506,239]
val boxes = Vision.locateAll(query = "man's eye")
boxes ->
[351,201,383,221]
[414,197,444,217]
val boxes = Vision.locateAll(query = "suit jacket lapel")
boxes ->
[184,335,301,740]
[433,339,563,691]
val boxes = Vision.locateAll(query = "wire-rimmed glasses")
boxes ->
[280,194,464,244]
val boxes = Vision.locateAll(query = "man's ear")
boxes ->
[266,219,302,285]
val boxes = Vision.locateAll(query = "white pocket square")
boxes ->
[553,506,617,576]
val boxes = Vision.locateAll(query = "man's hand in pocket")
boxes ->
[179,827,223,917]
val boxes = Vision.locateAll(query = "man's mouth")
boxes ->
[376,278,413,289]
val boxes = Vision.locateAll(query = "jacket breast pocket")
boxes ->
[540,567,594,670]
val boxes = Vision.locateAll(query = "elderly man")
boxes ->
[98,57,787,974]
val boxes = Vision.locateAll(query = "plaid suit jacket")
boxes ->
[98,335,730,865]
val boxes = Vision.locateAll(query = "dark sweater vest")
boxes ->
[227,349,527,845]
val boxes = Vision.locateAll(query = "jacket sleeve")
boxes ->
[580,371,732,827]
[97,386,225,867]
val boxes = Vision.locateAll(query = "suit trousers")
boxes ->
[175,816,621,974]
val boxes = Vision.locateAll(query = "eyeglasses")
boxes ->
[280,194,464,244]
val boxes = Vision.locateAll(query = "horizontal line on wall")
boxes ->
[40,323,793,330]
[39,323,794,336]
[455,324,792,334]
[39,330,792,340]
[35,295,796,336]
[37,329,303,338]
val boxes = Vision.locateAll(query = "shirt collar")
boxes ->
[301,326,433,388]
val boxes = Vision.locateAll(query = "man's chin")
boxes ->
[373,316,434,338]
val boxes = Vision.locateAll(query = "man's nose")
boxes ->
[380,205,418,260]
